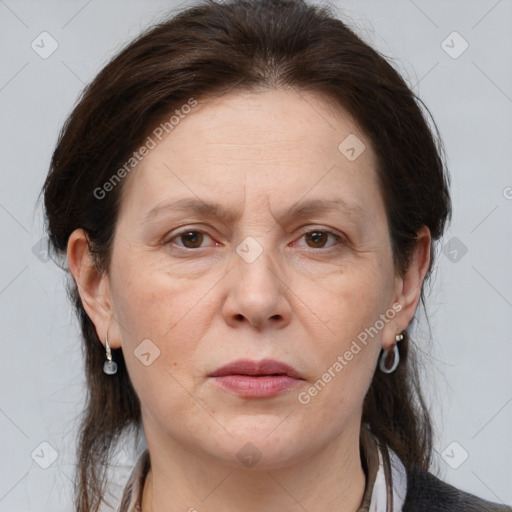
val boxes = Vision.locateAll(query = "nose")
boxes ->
[222,242,292,330]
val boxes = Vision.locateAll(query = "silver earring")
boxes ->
[103,330,118,375]
[378,332,404,374]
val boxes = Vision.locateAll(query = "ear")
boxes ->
[382,226,431,350]
[66,228,121,349]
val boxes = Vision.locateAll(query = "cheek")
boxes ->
[292,262,391,405]
[108,250,219,397]
[297,259,391,343]
[110,242,218,336]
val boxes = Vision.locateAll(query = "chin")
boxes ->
[206,417,316,470]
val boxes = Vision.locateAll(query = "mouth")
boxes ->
[208,358,305,398]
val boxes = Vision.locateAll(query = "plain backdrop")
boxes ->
[1,0,511,510]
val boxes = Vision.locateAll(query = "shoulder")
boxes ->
[402,467,511,512]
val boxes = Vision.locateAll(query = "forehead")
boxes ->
[117,88,383,222]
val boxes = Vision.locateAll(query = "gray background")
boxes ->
[1,0,511,510]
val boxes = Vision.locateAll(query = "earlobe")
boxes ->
[66,228,118,347]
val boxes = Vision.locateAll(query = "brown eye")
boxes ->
[178,231,205,248]
[305,231,329,248]
[300,230,341,249]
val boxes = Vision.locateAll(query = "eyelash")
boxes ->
[164,227,345,252]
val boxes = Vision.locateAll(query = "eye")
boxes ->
[292,229,343,250]
[165,228,344,251]
[167,230,216,249]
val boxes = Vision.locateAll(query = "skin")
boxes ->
[67,88,431,512]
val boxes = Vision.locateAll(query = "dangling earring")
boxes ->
[103,329,118,375]
[379,331,404,374]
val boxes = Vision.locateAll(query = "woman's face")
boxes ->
[85,89,423,468]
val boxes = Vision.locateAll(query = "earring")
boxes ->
[378,331,405,374]
[103,329,118,375]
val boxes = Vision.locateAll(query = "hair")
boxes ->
[40,0,451,510]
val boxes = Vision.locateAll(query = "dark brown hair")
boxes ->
[40,0,451,510]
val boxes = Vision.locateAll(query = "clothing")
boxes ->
[402,469,511,512]
[117,428,511,512]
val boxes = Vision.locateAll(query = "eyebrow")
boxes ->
[141,196,363,226]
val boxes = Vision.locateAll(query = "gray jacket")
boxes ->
[402,468,511,511]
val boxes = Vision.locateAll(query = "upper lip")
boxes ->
[208,359,304,379]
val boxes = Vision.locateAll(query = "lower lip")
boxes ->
[209,375,302,398]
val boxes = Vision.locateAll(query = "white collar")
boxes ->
[369,444,408,512]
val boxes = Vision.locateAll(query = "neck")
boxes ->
[141,419,366,512]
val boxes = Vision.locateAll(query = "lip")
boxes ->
[208,359,304,398]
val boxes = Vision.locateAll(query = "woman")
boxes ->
[41,0,511,511]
